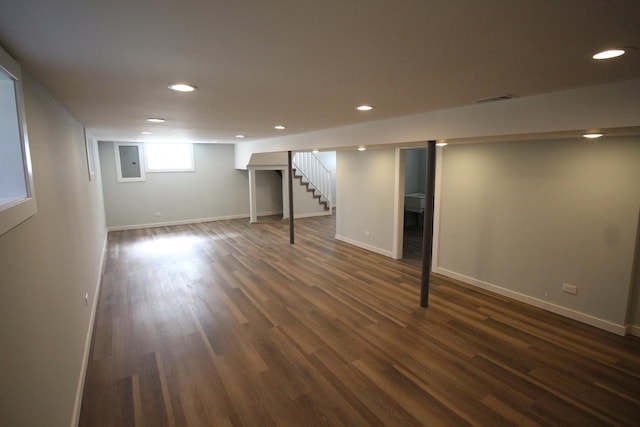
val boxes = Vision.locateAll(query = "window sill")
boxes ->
[0,196,37,236]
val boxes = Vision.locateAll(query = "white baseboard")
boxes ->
[71,231,109,426]
[433,267,627,336]
[284,210,332,220]
[335,234,393,258]
[107,211,283,231]
[626,324,640,337]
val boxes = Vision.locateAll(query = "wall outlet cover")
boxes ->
[561,283,578,295]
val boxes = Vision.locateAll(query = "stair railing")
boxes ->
[292,152,333,212]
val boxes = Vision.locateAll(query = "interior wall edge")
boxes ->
[71,233,108,427]
[626,325,640,337]
[335,234,394,258]
[625,207,640,327]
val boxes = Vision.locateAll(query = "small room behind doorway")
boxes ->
[403,148,426,266]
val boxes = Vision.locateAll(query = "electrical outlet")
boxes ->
[84,293,89,306]
[155,211,162,217]
[561,283,578,295]
[364,230,371,237]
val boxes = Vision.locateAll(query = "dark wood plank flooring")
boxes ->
[402,224,424,268]
[80,214,640,426]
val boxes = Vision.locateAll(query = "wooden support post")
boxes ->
[420,140,437,307]
[288,151,294,244]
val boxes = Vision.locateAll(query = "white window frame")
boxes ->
[144,143,195,173]
[114,142,146,182]
[0,45,37,236]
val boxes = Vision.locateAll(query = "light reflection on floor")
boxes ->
[129,233,240,256]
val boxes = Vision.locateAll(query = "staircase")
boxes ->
[292,152,332,212]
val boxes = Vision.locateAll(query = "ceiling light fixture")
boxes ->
[274,125,286,130]
[357,146,366,151]
[356,105,374,111]
[312,149,319,154]
[146,118,166,123]
[140,131,152,135]
[168,83,197,92]
[592,49,626,60]
[583,133,603,139]
[235,134,246,138]
[436,141,448,147]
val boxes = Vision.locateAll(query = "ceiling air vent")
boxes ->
[476,94,517,104]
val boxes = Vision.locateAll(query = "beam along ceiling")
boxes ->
[1,0,639,144]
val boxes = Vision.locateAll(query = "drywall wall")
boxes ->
[0,73,107,427]
[99,142,283,229]
[436,136,640,330]
[235,78,640,169]
[336,148,396,256]
[248,151,288,166]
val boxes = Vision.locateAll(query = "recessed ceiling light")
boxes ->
[140,131,152,135]
[356,105,374,111]
[592,49,626,60]
[235,134,246,139]
[146,118,166,123]
[436,142,448,147]
[583,133,603,139]
[357,146,366,151]
[312,149,319,154]
[274,125,286,130]
[211,140,218,143]
[168,83,197,92]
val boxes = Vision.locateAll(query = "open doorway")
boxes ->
[402,148,426,266]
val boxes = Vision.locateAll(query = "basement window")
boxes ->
[0,45,37,236]
[144,143,194,172]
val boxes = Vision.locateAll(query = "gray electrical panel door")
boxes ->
[119,145,141,178]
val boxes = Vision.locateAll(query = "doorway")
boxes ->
[402,148,426,266]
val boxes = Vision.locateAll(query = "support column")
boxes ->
[288,151,294,244]
[420,140,437,307]
[248,168,258,223]
[281,168,289,219]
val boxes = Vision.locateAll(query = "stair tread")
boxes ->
[291,165,331,210]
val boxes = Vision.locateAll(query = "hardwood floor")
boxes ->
[80,214,640,426]
[402,224,424,268]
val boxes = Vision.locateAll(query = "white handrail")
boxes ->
[292,152,332,212]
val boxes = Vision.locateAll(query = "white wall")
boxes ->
[0,74,107,427]
[235,79,640,169]
[436,136,640,332]
[336,148,396,256]
[99,142,283,229]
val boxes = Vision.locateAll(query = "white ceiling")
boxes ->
[1,0,639,144]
